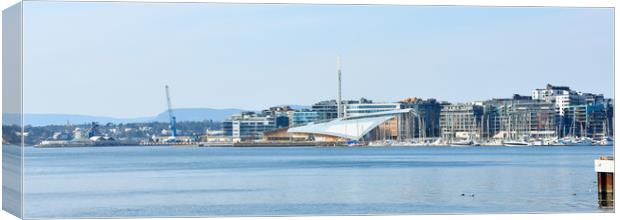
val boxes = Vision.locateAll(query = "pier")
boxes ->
[594,156,614,208]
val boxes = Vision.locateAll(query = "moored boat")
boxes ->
[502,140,529,146]
[450,140,478,147]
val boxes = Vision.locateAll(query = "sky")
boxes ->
[22,2,614,118]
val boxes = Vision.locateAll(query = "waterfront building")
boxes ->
[399,97,444,138]
[603,98,614,136]
[484,95,557,140]
[311,100,339,120]
[344,102,401,117]
[342,97,443,139]
[222,112,276,142]
[564,103,613,138]
[261,106,295,116]
[261,106,295,128]
[555,91,586,116]
[287,109,416,142]
[439,103,484,140]
[532,84,609,116]
[311,98,372,120]
[581,92,606,105]
[291,110,322,126]
[202,130,232,143]
[275,115,290,129]
[532,84,571,103]
[532,84,584,116]
[532,84,613,138]
[284,98,442,142]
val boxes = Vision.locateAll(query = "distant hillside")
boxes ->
[3,113,148,127]
[152,108,247,122]
[277,105,311,110]
[7,108,248,126]
[6,105,313,127]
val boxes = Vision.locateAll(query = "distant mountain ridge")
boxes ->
[6,105,311,126]
[6,108,247,126]
[278,105,311,110]
[152,108,248,123]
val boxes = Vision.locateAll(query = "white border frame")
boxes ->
[1,1,617,220]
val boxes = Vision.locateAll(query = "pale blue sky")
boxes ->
[23,2,614,117]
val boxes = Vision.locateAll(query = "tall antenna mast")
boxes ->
[337,56,342,119]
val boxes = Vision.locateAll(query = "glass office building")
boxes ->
[291,110,321,126]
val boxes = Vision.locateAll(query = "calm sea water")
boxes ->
[20,145,613,218]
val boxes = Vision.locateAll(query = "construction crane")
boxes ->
[165,85,178,139]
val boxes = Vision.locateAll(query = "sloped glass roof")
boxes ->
[287,115,395,140]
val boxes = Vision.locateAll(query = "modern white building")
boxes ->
[532,84,571,102]
[344,102,402,117]
[555,91,573,116]
[287,109,416,142]
[532,84,587,116]
[222,112,275,142]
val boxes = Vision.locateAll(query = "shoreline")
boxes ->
[25,144,614,149]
